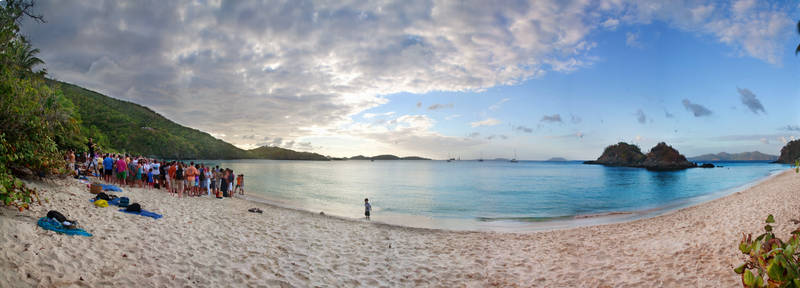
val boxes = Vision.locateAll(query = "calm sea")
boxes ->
[197,159,789,231]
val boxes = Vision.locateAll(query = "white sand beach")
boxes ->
[1,169,798,287]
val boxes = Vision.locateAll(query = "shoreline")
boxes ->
[1,169,798,286]
[237,166,788,233]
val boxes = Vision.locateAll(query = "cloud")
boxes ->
[760,137,769,144]
[468,132,480,138]
[514,126,533,133]
[470,118,501,127]
[363,111,395,119]
[710,133,796,143]
[445,114,461,120]
[682,99,712,117]
[570,114,582,124]
[540,114,563,123]
[488,98,510,111]
[602,18,619,30]
[635,109,647,124]
[664,110,674,118]
[427,103,454,110]
[486,135,508,140]
[416,102,422,108]
[783,125,800,131]
[19,0,793,153]
[737,88,765,114]
[626,32,643,48]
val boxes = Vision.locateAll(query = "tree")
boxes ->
[7,38,45,76]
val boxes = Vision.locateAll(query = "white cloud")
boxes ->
[626,32,643,48]
[489,98,510,111]
[470,118,501,127]
[363,111,395,119]
[20,0,794,154]
[602,18,620,30]
[445,114,462,120]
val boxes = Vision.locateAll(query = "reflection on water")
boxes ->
[196,159,787,230]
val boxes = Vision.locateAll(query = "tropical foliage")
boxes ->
[0,0,72,210]
[735,215,800,287]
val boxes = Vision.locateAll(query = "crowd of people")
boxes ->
[74,138,246,198]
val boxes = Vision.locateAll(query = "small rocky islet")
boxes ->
[584,142,701,171]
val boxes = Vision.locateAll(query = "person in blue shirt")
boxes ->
[103,154,114,182]
[146,168,154,190]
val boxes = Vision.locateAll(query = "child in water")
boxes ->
[364,198,371,220]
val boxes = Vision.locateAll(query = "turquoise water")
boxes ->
[199,160,789,231]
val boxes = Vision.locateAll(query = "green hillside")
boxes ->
[54,80,327,160]
[247,146,329,160]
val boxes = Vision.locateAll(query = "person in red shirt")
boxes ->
[168,162,177,195]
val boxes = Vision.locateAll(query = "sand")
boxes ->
[1,169,798,287]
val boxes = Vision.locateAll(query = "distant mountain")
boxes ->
[55,80,328,160]
[546,157,567,161]
[348,155,430,160]
[688,151,778,161]
[247,146,329,161]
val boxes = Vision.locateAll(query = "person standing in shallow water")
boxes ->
[364,198,371,220]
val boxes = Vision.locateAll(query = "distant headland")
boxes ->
[332,155,431,161]
[777,139,800,164]
[687,151,777,162]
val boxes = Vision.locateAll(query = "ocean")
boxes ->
[196,159,789,231]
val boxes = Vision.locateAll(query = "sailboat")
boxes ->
[510,150,518,163]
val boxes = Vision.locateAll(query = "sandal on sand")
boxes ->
[247,208,263,214]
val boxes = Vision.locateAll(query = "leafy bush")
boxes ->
[0,0,72,210]
[735,215,800,287]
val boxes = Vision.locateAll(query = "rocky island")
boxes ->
[584,142,697,171]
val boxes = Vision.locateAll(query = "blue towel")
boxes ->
[100,184,123,192]
[118,209,162,219]
[78,176,89,180]
[37,217,92,237]
[89,198,121,206]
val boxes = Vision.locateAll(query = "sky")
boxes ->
[19,0,800,160]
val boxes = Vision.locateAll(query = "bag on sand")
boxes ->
[95,192,110,201]
[46,210,67,223]
[90,183,102,194]
[94,199,109,208]
[119,197,130,207]
[125,203,142,212]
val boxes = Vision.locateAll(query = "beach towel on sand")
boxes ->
[118,209,162,219]
[37,217,92,237]
[100,184,123,192]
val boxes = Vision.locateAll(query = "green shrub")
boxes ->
[735,215,800,287]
